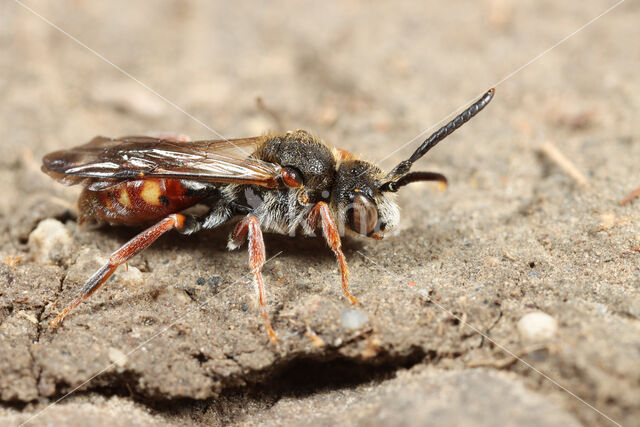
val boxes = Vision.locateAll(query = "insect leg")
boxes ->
[307,202,359,305]
[230,216,277,343]
[50,214,187,328]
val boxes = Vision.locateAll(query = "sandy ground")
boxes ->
[1,1,639,426]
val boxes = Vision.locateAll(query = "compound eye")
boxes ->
[350,193,378,236]
[281,167,303,188]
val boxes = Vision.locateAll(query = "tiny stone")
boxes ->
[517,312,557,342]
[340,309,369,330]
[118,265,143,286]
[108,347,128,368]
[28,219,73,264]
[197,277,206,286]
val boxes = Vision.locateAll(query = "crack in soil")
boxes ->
[131,345,438,422]
[30,304,46,388]
[28,336,447,410]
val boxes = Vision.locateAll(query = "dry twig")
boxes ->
[621,188,640,206]
[539,141,589,188]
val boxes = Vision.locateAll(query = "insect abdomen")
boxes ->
[79,179,203,225]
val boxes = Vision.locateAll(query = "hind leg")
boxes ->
[50,214,188,327]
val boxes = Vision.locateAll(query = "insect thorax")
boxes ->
[231,185,324,237]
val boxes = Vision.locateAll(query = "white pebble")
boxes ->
[340,309,369,330]
[28,219,73,264]
[117,264,143,286]
[517,312,557,342]
[108,347,128,368]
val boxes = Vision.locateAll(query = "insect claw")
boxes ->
[266,323,279,344]
[347,294,360,305]
[260,304,278,344]
[49,310,66,328]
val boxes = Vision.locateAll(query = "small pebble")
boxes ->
[197,277,206,286]
[517,311,557,342]
[340,309,369,330]
[28,219,73,264]
[108,347,128,368]
[118,265,143,286]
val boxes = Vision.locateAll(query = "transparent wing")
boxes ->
[42,135,283,189]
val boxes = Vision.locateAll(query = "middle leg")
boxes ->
[230,215,277,343]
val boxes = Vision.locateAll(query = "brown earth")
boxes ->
[1,1,638,426]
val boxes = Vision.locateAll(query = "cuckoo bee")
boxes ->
[42,89,494,343]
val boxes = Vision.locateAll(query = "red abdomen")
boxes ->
[79,179,202,225]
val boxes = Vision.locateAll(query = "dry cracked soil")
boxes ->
[1,1,639,426]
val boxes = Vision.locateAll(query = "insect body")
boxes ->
[42,89,494,343]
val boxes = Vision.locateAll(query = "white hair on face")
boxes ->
[376,193,400,231]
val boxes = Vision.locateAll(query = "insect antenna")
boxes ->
[393,171,447,189]
[382,88,495,189]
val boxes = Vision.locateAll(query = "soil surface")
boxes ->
[1,1,638,426]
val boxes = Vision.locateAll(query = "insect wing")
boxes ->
[42,136,283,189]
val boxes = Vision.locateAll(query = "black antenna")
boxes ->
[386,88,495,181]
[381,171,448,192]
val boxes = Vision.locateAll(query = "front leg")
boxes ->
[229,216,277,343]
[307,202,359,305]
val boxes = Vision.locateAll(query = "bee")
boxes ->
[42,89,494,343]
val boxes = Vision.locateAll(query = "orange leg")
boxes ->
[50,214,186,328]
[231,216,277,343]
[307,202,359,305]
